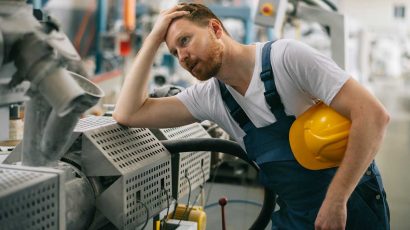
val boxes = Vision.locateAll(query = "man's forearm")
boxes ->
[113,36,161,123]
[324,108,389,203]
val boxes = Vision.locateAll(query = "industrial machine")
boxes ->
[0,1,183,228]
[255,0,346,68]
[0,0,104,229]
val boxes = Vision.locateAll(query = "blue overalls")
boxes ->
[218,41,390,229]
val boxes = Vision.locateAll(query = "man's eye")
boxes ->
[180,37,190,46]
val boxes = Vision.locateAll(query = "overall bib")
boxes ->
[218,41,390,229]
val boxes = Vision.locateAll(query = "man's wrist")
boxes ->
[324,186,350,205]
[145,34,163,47]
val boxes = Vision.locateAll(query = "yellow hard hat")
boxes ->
[289,102,351,170]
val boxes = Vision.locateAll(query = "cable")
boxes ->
[188,188,202,212]
[171,201,178,220]
[135,200,149,230]
[200,166,206,206]
[205,161,223,206]
[185,166,207,218]
[160,186,170,230]
[177,173,192,227]
[201,166,206,186]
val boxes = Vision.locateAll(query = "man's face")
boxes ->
[165,18,223,81]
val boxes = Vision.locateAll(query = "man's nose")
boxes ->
[178,48,189,64]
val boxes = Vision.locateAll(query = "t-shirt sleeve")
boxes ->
[176,80,215,122]
[280,39,350,105]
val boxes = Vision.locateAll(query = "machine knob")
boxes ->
[219,197,228,230]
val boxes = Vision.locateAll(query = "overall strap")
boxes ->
[218,80,251,130]
[218,40,290,130]
[260,41,288,120]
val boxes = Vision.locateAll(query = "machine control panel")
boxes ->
[254,0,280,27]
[255,0,288,27]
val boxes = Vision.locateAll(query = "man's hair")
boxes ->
[176,3,229,35]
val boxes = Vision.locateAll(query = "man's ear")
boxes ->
[209,19,223,38]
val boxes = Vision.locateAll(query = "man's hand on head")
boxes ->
[148,5,189,44]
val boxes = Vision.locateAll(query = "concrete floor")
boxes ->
[376,120,410,230]
[370,77,410,230]
[203,182,269,230]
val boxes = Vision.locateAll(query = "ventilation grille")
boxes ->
[158,123,211,199]
[73,118,173,229]
[177,152,210,197]
[123,160,172,229]
[0,167,61,230]
[160,124,209,140]
[84,125,169,175]
[74,116,116,133]
[96,156,172,229]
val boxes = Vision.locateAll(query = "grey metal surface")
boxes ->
[0,1,39,35]
[20,71,103,167]
[3,142,21,164]
[297,4,346,69]
[0,107,8,140]
[53,115,118,165]
[0,24,3,66]
[0,0,103,167]
[254,0,284,27]
[0,81,29,106]
[80,121,173,229]
[59,163,96,230]
[74,116,117,133]
[96,158,172,229]
[2,104,112,166]
[81,124,171,176]
[253,0,346,69]
[0,164,65,230]
[21,95,52,166]
[154,123,211,199]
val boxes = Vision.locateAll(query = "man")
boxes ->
[113,3,390,229]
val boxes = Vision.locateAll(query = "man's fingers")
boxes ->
[167,11,190,19]
[161,4,185,15]
[160,10,189,23]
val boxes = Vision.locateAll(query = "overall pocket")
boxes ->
[346,177,390,229]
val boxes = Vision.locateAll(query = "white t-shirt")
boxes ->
[176,39,350,149]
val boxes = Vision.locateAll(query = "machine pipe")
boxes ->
[65,177,96,230]
[161,138,259,170]
[22,70,103,167]
[21,93,53,166]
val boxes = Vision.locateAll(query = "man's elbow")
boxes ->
[375,105,390,128]
[113,112,133,127]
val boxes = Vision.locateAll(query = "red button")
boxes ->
[260,3,274,16]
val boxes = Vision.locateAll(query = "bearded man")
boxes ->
[114,3,390,230]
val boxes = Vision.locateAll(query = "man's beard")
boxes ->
[191,33,223,81]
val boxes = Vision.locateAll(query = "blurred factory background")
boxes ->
[0,0,409,229]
